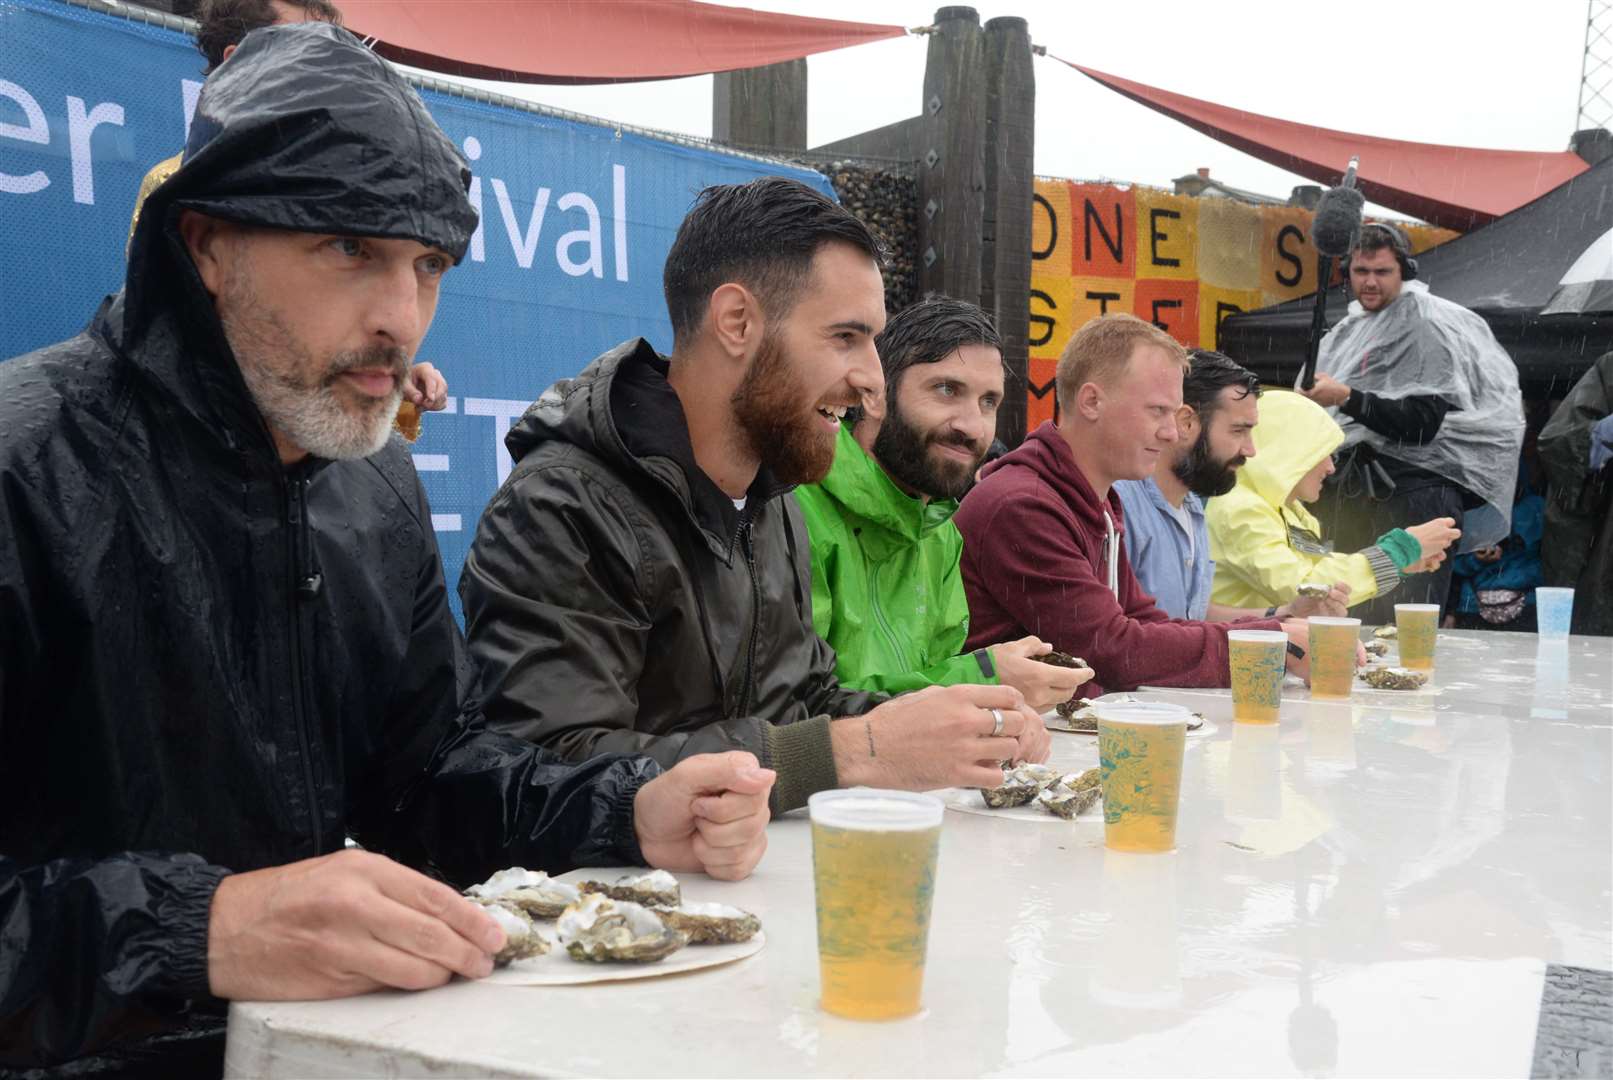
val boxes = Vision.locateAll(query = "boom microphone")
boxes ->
[1299,156,1362,391]
[1310,185,1365,258]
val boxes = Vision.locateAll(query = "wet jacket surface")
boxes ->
[1207,391,1400,609]
[794,426,995,694]
[955,423,1281,696]
[460,339,882,815]
[1539,351,1613,635]
[0,26,656,1072]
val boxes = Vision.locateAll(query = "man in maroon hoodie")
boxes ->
[957,314,1313,695]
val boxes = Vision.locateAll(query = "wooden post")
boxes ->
[981,15,1033,445]
[917,6,986,305]
[712,59,808,151]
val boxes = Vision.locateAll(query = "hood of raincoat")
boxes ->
[1314,280,1524,549]
[1235,390,1345,509]
[125,21,476,347]
[811,425,960,557]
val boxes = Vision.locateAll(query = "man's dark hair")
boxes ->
[662,177,881,346]
[1182,348,1262,418]
[196,0,344,72]
[873,297,1003,403]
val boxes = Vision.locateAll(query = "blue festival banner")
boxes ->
[0,0,835,617]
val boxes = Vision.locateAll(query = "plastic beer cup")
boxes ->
[809,789,943,1020]
[1308,616,1361,699]
[1228,629,1287,723]
[1096,702,1191,853]
[1536,587,1575,639]
[1395,603,1439,672]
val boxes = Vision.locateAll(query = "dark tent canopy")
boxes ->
[1218,154,1613,397]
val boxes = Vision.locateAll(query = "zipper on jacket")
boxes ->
[867,560,915,671]
[737,520,761,717]
[285,471,324,854]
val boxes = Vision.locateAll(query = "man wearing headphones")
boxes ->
[1299,223,1524,623]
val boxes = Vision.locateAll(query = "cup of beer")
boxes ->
[808,789,943,1020]
[1307,616,1361,699]
[1096,701,1191,853]
[1394,603,1439,671]
[1228,629,1288,724]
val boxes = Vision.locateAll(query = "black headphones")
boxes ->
[1342,221,1419,281]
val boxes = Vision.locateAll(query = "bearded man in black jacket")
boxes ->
[0,24,772,1075]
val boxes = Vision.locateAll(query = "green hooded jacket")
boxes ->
[794,426,997,694]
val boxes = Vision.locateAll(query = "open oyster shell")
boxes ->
[579,868,681,908]
[1296,582,1331,600]
[1363,639,1390,658]
[981,763,1061,808]
[1038,785,1102,820]
[1372,625,1398,639]
[558,893,688,963]
[655,901,761,945]
[465,867,580,920]
[483,902,549,965]
[1360,666,1428,691]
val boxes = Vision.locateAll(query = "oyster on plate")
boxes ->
[655,901,762,945]
[1363,639,1390,658]
[465,867,580,920]
[483,902,549,965]
[1038,785,1102,820]
[980,763,1060,808]
[557,893,688,963]
[1054,696,1099,729]
[579,868,681,908]
[1372,625,1399,640]
[1296,582,1331,600]
[1359,666,1429,691]
[1061,767,1102,794]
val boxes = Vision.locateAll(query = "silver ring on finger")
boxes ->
[988,707,1005,738]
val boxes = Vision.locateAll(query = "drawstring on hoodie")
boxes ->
[1102,509,1119,599]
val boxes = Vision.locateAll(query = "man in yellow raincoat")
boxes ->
[1207,391,1460,612]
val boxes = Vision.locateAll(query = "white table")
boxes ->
[226,630,1612,1078]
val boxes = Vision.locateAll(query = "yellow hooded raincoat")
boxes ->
[1207,391,1401,609]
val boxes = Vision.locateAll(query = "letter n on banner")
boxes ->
[1134,279,1199,347]
[1069,183,1135,278]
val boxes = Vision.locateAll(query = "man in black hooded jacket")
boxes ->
[0,24,772,1075]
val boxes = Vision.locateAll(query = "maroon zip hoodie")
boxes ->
[957,422,1282,695]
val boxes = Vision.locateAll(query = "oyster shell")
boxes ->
[1363,639,1390,658]
[1038,784,1102,820]
[483,902,549,965]
[1372,625,1398,640]
[1055,696,1099,729]
[1360,666,1428,691]
[1296,582,1331,600]
[655,901,761,945]
[980,763,1061,808]
[1061,766,1102,793]
[579,868,681,908]
[1036,650,1089,669]
[558,893,688,963]
[465,867,580,920]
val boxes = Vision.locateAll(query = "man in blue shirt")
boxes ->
[1116,349,1349,620]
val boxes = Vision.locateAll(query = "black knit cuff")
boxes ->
[761,714,838,814]
[163,859,234,999]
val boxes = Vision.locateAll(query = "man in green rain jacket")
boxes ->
[795,299,1091,711]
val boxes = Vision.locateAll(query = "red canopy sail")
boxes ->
[337,0,907,85]
[1057,58,1588,230]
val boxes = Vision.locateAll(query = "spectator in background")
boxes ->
[1300,223,1524,623]
[955,314,1317,699]
[794,297,1090,709]
[1539,351,1613,635]
[1115,348,1349,622]
[1207,391,1460,616]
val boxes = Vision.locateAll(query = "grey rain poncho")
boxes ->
[1311,281,1524,550]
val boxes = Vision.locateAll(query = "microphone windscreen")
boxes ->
[1310,186,1365,258]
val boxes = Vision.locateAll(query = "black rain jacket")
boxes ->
[0,25,656,1073]
[459,340,883,814]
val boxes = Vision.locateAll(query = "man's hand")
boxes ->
[989,635,1094,712]
[634,752,775,882]
[833,684,1047,791]
[1281,581,1351,619]
[207,849,506,1001]
[1300,373,1351,409]
[405,362,449,411]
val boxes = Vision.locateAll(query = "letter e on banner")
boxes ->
[1133,279,1199,346]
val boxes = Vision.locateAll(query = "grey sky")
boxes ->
[447,1,1587,224]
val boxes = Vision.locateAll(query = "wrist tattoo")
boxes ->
[864,716,877,758]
